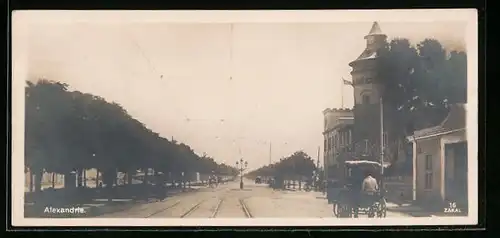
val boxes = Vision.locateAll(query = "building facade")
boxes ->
[322,108,354,180]
[408,104,467,210]
[348,21,389,162]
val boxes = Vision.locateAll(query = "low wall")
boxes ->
[383,176,413,204]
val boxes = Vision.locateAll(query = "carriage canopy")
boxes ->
[344,160,391,168]
[343,160,391,177]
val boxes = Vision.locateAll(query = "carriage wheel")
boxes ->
[339,204,346,218]
[332,202,340,217]
[340,205,350,218]
[377,198,387,218]
[337,203,348,218]
[368,205,376,218]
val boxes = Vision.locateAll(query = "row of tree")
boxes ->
[375,38,467,168]
[246,151,317,180]
[378,38,467,135]
[25,79,239,192]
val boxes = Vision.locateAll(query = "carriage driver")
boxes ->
[361,170,379,195]
[351,170,379,218]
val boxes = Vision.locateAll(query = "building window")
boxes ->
[425,172,433,189]
[362,95,370,104]
[367,37,375,45]
[425,155,432,170]
[336,134,339,148]
[364,139,369,154]
[342,132,346,146]
[348,130,352,145]
[333,135,337,149]
[324,139,327,153]
[383,132,388,147]
[425,155,433,189]
[339,132,343,147]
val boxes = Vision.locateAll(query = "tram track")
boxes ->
[213,187,251,218]
[116,186,226,218]
[210,198,224,218]
[144,200,182,218]
[179,199,206,218]
[104,183,250,218]
[239,198,253,218]
[192,189,231,218]
[174,186,231,218]
[206,197,252,218]
[145,190,219,218]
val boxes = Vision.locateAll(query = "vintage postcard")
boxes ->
[11,9,478,227]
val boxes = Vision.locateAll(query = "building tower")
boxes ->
[348,22,389,161]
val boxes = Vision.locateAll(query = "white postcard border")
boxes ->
[11,9,479,227]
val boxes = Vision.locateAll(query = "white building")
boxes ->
[408,104,467,210]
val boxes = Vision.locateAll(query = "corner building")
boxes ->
[322,108,354,180]
[323,22,407,180]
[348,22,394,162]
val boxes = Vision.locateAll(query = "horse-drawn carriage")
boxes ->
[327,160,389,218]
[208,174,218,188]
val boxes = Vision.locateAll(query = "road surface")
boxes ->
[97,179,413,218]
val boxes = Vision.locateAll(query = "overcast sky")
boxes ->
[15,11,467,171]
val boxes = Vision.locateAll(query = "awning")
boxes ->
[344,160,391,168]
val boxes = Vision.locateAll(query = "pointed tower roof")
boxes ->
[349,22,388,65]
[365,21,385,37]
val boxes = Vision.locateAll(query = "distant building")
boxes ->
[322,108,354,180]
[408,104,467,209]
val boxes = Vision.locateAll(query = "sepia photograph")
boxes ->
[11,10,478,227]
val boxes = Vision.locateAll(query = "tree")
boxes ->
[378,38,467,133]
[289,151,316,178]
[376,38,467,166]
[247,151,316,179]
[25,80,73,191]
[25,79,237,193]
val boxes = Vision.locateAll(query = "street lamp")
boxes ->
[236,158,248,189]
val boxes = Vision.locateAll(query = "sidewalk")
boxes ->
[385,203,431,217]
[273,189,461,218]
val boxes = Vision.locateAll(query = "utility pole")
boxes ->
[341,78,344,108]
[316,146,320,169]
[269,142,272,165]
[380,97,385,188]
[316,146,321,191]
